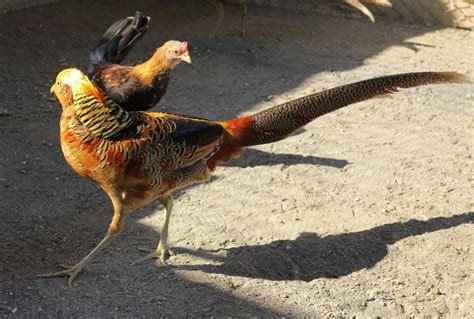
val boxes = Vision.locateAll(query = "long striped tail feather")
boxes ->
[236,71,468,147]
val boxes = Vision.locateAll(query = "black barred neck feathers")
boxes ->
[54,68,138,140]
[72,92,135,139]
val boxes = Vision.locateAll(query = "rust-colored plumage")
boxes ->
[41,68,467,285]
[88,12,192,111]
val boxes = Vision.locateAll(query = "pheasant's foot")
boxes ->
[132,245,171,265]
[37,233,118,286]
[37,262,86,287]
[229,29,245,37]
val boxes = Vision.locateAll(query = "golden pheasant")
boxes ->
[40,68,467,286]
[88,11,192,111]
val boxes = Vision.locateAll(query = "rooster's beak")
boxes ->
[180,53,192,64]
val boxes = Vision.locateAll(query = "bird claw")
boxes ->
[345,0,376,22]
[228,30,245,37]
[36,263,85,287]
[132,246,172,265]
[58,263,74,269]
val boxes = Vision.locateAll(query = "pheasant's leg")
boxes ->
[156,194,173,263]
[237,4,247,37]
[132,195,174,265]
[210,1,224,38]
[228,4,247,37]
[38,193,127,286]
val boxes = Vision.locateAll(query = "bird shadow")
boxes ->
[226,148,350,168]
[0,191,282,317]
[175,211,473,281]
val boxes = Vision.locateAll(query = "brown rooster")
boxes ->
[88,11,192,111]
[40,68,467,286]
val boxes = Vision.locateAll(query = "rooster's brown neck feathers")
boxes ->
[131,46,172,85]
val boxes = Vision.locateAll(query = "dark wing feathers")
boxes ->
[121,114,224,187]
[88,11,150,70]
[170,118,224,148]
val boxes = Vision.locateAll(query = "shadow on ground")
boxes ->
[177,212,474,281]
[227,147,350,168]
[1,201,282,317]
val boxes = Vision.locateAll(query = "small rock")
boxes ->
[0,107,11,116]
[265,95,273,101]
[42,141,53,147]
[366,289,378,301]
[429,287,441,295]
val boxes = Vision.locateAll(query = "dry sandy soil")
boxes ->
[0,1,473,317]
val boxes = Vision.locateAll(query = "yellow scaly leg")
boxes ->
[132,194,174,265]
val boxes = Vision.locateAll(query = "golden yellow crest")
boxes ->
[54,68,105,104]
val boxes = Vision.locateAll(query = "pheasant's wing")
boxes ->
[121,113,223,191]
[156,113,224,168]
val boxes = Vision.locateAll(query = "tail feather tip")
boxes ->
[441,71,471,84]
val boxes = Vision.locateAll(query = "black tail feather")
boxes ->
[88,11,150,71]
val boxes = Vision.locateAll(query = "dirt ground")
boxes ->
[0,1,473,317]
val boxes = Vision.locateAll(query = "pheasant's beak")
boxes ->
[180,52,192,64]
[50,83,56,94]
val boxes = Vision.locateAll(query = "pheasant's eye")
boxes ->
[174,50,178,54]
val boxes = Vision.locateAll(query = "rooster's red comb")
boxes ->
[179,41,189,54]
